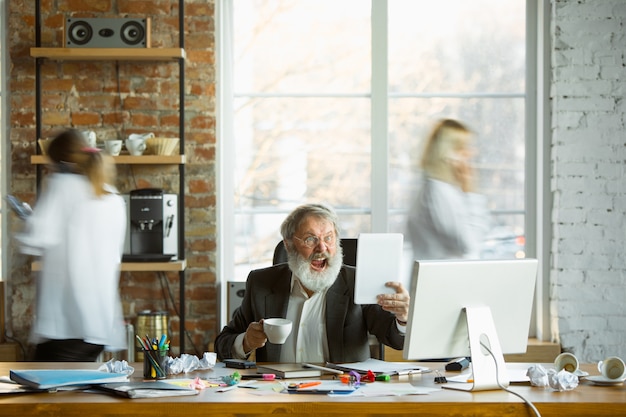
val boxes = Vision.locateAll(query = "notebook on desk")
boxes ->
[9,369,129,390]
[92,381,199,398]
[255,363,322,379]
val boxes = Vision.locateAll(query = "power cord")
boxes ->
[480,341,542,417]
[3,331,28,360]
[157,271,203,357]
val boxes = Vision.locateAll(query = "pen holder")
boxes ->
[143,348,169,380]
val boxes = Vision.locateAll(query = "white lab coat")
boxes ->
[16,172,127,351]
[405,176,490,260]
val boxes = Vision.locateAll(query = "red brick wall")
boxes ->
[6,0,217,358]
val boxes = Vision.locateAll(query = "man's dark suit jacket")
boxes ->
[215,263,405,362]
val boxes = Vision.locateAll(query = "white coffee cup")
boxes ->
[81,130,97,148]
[125,138,147,156]
[555,352,579,373]
[104,140,123,156]
[598,356,626,380]
[129,132,155,141]
[263,318,292,344]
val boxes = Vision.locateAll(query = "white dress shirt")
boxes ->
[16,172,127,351]
[279,277,328,363]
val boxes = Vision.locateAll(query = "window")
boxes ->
[218,0,541,328]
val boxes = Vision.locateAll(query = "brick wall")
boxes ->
[6,0,216,358]
[551,0,626,362]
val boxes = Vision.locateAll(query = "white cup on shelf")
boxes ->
[104,140,123,156]
[81,130,97,148]
[125,138,147,156]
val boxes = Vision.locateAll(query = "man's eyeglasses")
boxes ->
[292,233,336,249]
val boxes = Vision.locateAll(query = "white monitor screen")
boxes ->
[403,259,538,361]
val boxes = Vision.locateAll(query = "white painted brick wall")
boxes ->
[551,0,626,362]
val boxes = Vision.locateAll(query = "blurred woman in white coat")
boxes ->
[405,119,490,260]
[17,129,127,361]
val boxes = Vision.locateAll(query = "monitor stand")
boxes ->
[443,306,510,392]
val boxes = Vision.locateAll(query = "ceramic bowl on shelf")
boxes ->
[145,137,180,156]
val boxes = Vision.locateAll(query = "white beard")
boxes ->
[287,244,343,293]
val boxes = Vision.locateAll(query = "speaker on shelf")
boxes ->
[64,17,151,48]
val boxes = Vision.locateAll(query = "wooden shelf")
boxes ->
[31,154,185,165]
[32,259,186,272]
[30,47,185,61]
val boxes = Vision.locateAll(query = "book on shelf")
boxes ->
[9,369,129,390]
[255,363,322,379]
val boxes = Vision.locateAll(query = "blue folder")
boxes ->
[10,369,129,390]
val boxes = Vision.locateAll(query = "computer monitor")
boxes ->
[403,259,538,392]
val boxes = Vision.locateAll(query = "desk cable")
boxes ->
[158,271,203,357]
[481,341,542,417]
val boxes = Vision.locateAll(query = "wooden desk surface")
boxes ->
[1,362,625,417]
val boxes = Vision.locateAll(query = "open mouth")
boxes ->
[310,255,327,271]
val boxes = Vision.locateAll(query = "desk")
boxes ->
[1,362,625,417]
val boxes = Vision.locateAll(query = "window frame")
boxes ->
[216,0,551,340]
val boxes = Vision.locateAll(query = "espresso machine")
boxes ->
[123,188,178,261]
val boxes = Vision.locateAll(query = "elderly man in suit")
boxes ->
[215,203,410,363]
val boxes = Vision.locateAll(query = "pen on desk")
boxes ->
[396,369,423,376]
[241,374,276,381]
[295,381,322,389]
[302,363,344,375]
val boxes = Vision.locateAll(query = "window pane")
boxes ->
[234,0,371,94]
[388,0,526,94]
[232,96,371,279]
[388,0,527,259]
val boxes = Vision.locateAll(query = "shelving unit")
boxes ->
[32,2,188,353]
[31,155,185,165]
[30,47,185,61]
[32,260,187,272]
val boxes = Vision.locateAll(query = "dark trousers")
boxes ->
[34,339,104,362]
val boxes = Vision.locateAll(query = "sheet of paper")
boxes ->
[354,233,409,304]
[331,358,429,374]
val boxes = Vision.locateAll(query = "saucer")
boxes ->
[585,375,626,385]
[573,369,589,377]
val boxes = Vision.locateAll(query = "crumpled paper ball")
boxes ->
[527,364,549,387]
[98,359,135,376]
[527,364,578,391]
[548,369,579,391]
[166,352,217,375]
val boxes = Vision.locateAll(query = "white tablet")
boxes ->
[354,233,406,304]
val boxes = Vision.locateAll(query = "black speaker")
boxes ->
[65,18,151,48]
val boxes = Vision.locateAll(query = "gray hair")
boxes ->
[280,203,340,242]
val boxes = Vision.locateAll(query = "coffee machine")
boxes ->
[123,188,178,261]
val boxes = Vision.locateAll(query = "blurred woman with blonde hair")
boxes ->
[17,128,127,361]
[405,119,490,260]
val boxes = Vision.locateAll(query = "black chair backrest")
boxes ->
[272,238,358,266]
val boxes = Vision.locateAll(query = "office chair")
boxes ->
[272,237,385,360]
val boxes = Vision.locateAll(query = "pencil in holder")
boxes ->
[143,348,169,380]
